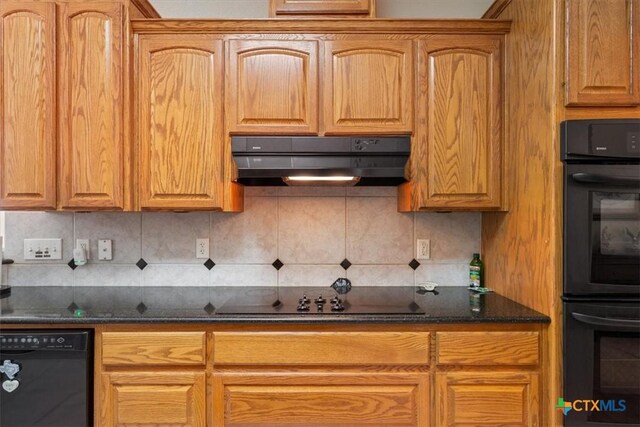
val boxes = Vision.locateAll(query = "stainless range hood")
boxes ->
[232,136,410,186]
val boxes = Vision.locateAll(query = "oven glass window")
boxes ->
[590,332,640,423]
[592,192,640,285]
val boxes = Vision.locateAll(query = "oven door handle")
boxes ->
[571,172,640,187]
[572,312,640,330]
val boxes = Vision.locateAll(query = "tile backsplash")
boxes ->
[3,187,480,287]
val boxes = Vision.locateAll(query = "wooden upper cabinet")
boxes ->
[137,35,224,211]
[566,0,640,106]
[270,0,375,17]
[0,2,56,210]
[227,40,319,134]
[323,39,413,134]
[58,2,125,210]
[405,36,502,210]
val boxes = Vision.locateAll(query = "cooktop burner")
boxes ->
[216,287,425,315]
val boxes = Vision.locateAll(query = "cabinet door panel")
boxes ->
[212,373,429,426]
[566,0,640,106]
[413,36,502,210]
[59,2,124,209]
[228,40,318,134]
[324,39,413,134]
[102,372,206,426]
[138,35,224,210]
[0,2,56,209]
[435,372,539,426]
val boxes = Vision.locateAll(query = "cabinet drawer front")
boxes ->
[102,332,206,366]
[213,332,429,365]
[214,373,428,426]
[437,331,539,365]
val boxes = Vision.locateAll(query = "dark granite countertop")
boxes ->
[0,286,549,324]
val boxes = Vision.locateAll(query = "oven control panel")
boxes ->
[0,332,88,351]
[562,119,640,160]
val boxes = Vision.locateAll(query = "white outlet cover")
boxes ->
[23,239,62,260]
[76,239,90,260]
[417,239,431,260]
[196,238,209,259]
[98,239,113,261]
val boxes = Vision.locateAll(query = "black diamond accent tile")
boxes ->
[68,259,77,270]
[340,258,352,270]
[408,259,421,270]
[203,303,215,314]
[67,302,79,313]
[136,302,147,314]
[272,258,284,270]
[203,259,215,270]
[136,258,148,270]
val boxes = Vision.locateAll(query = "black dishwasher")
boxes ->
[0,330,92,427]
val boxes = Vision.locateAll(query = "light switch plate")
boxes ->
[24,239,62,260]
[76,239,90,260]
[417,239,431,260]
[98,239,112,261]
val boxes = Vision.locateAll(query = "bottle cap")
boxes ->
[472,253,480,257]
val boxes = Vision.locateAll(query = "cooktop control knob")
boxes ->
[314,295,326,304]
[330,295,341,305]
[297,303,310,312]
[316,303,324,311]
[299,294,310,305]
[331,302,345,312]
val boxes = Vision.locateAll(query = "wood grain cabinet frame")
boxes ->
[212,373,429,426]
[58,2,126,210]
[323,39,413,134]
[269,0,376,17]
[402,35,503,211]
[227,39,319,134]
[566,0,640,106]
[0,2,57,210]
[136,34,225,210]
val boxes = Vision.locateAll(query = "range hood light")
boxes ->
[283,176,361,186]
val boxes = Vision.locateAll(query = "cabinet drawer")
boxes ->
[436,331,539,365]
[213,332,430,365]
[102,332,206,366]
[213,373,428,426]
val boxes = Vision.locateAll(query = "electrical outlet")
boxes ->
[417,239,430,260]
[196,238,209,259]
[76,239,90,260]
[23,239,62,260]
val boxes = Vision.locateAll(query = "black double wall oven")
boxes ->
[562,119,640,426]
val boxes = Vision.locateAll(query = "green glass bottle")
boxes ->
[469,253,483,288]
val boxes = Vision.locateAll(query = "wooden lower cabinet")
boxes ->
[435,371,539,427]
[101,371,206,426]
[211,373,429,426]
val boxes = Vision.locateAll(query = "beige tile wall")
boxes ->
[3,187,480,287]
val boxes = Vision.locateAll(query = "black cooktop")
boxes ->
[216,287,425,315]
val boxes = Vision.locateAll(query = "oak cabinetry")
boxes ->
[269,0,376,18]
[0,2,57,209]
[400,35,503,211]
[136,35,225,210]
[324,39,413,134]
[435,372,540,426]
[565,0,640,106]
[58,2,125,209]
[1,0,157,211]
[102,372,206,426]
[227,40,319,134]
[212,373,429,426]
[100,330,207,426]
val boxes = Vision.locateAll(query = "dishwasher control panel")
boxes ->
[0,331,88,351]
